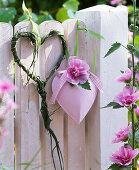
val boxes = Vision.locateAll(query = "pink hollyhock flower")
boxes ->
[67,57,90,84]
[128,54,138,67]
[0,78,15,94]
[112,122,132,143]
[137,159,139,167]
[110,145,139,166]
[110,0,121,5]
[0,126,8,150]
[135,73,139,83]
[134,107,139,116]
[116,68,132,83]
[2,100,16,116]
[114,86,139,106]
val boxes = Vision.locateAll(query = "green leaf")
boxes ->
[67,9,75,18]
[18,13,38,22]
[120,70,124,74]
[56,8,69,22]
[128,5,133,14]
[36,14,54,25]
[78,27,104,40]
[0,7,17,23]
[63,0,79,12]
[30,20,41,46]
[22,0,32,20]
[135,35,139,50]
[102,102,124,109]
[78,80,91,90]
[108,163,132,170]
[108,163,120,169]
[104,42,121,58]
[87,30,105,40]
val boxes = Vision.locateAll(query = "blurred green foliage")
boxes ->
[0,0,138,25]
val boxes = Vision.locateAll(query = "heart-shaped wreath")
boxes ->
[11,30,68,170]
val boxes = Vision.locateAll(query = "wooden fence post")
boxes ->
[14,22,41,170]
[62,19,86,170]
[39,21,65,170]
[0,23,14,169]
[76,5,128,170]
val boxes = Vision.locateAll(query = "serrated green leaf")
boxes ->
[104,42,121,58]
[78,80,91,90]
[102,102,124,109]
[0,7,17,23]
[63,0,79,12]
[56,8,69,22]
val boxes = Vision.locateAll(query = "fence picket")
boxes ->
[0,23,14,169]
[76,5,128,170]
[14,21,41,170]
[62,19,86,170]
[39,21,65,170]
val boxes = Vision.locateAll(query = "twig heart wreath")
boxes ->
[11,30,67,170]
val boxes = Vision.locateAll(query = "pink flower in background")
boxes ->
[116,68,132,83]
[114,86,139,106]
[2,100,16,116]
[0,126,8,150]
[128,54,138,67]
[67,57,90,84]
[137,159,139,167]
[110,145,139,166]
[110,0,121,5]
[135,73,139,83]
[0,78,15,94]
[112,122,132,143]
[134,107,139,116]
[128,30,133,41]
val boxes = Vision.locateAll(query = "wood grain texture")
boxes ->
[14,21,41,170]
[39,21,65,170]
[0,23,14,169]
[76,5,128,170]
[62,19,86,170]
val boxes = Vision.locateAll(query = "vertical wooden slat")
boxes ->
[62,19,86,170]
[0,23,14,169]
[76,5,128,170]
[39,21,65,170]
[14,21,41,170]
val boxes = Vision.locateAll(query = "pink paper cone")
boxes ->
[52,75,97,124]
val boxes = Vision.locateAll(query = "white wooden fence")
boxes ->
[0,5,128,170]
